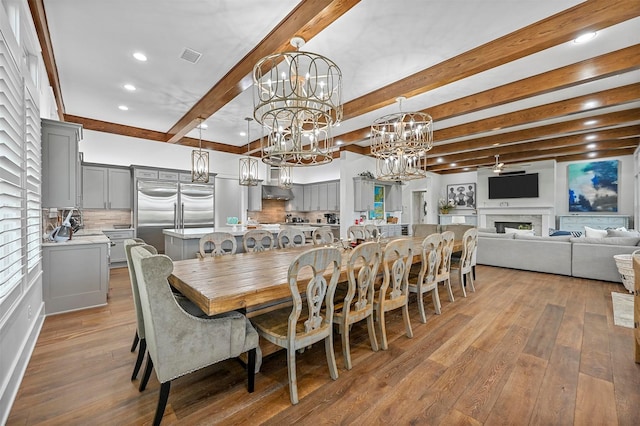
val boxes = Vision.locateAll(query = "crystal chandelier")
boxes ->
[239,117,259,186]
[191,119,209,183]
[370,97,433,181]
[253,36,342,167]
[278,166,293,189]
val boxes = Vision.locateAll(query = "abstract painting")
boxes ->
[567,160,618,212]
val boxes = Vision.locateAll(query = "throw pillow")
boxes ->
[607,229,640,238]
[504,227,534,236]
[549,228,582,237]
[584,226,607,238]
[550,230,571,237]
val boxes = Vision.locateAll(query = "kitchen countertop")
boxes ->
[163,225,319,240]
[43,233,110,247]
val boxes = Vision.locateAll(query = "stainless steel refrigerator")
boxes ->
[135,180,215,252]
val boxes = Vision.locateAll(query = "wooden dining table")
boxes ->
[168,236,463,317]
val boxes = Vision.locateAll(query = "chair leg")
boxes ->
[153,381,171,426]
[325,334,339,380]
[445,278,455,302]
[131,331,139,352]
[472,265,476,280]
[402,302,413,338]
[131,338,146,381]
[139,354,153,392]
[432,286,441,315]
[286,348,299,404]
[378,309,388,350]
[468,271,476,293]
[416,287,427,324]
[247,348,256,393]
[459,270,467,298]
[366,315,379,352]
[341,319,352,370]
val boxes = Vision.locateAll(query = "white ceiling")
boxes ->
[42,0,640,165]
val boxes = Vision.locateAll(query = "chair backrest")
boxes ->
[438,231,455,278]
[199,232,237,257]
[285,247,342,341]
[124,239,158,340]
[419,233,443,286]
[380,238,413,300]
[345,241,381,314]
[364,224,380,240]
[348,225,366,241]
[459,228,478,272]
[312,226,335,246]
[277,228,306,248]
[243,230,275,252]
[130,246,251,384]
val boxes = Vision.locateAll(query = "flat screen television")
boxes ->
[488,173,539,199]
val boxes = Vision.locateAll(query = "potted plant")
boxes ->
[439,199,455,214]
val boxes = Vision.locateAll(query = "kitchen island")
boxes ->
[163,225,319,260]
[42,232,110,314]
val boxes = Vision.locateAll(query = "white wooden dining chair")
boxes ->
[277,228,306,248]
[451,228,478,297]
[198,232,237,257]
[348,225,366,241]
[250,247,342,404]
[373,238,414,350]
[311,226,335,246]
[363,224,380,241]
[131,245,259,425]
[408,233,443,323]
[243,230,275,252]
[333,241,381,369]
[437,231,456,303]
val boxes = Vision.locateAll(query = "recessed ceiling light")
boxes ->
[336,140,343,145]
[118,105,129,111]
[133,52,147,62]
[492,143,500,146]
[584,119,597,126]
[584,101,598,109]
[450,163,457,167]
[239,131,246,137]
[197,123,208,129]
[124,84,136,91]
[585,134,596,140]
[588,152,597,157]
[436,158,443,163]
[463,167,469,171]
[574,32,597,44]
[586,143,596,149]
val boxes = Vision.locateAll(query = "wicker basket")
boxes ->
[613,249,640,293]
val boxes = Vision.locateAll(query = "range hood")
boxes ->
[262,185,294,201]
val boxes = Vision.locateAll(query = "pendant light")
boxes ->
[239,117,259,186]
[191,118,209,183]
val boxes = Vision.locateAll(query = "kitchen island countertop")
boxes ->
[163,225,319,240]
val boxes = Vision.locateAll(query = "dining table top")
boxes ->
[168,236,463,316]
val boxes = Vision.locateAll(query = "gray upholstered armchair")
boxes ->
[130,245,259,425]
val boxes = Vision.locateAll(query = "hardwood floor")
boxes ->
[8,265,640,425]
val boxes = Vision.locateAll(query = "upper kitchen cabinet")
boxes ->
[353,177,375,211]
[327,181,340,211]
[82,164,132,209]
[285,184,304,212]
[41,119,83,208]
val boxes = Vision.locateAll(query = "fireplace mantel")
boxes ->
[477,206,555,235]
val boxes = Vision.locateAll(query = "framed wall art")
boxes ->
[567,160,618,212]
[446,183,475,209]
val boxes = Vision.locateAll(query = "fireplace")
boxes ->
[477,206,554,236]
[494,221,532,233]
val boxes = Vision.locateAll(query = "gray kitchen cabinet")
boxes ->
[286,184,305,212]
[43,240,109,314]
[248,181,263,211]
[317,183,328,210]
[327,181,340,211]
[103,229,135,266]
[353,177,375,211]
[41,119,83,208]
[303,184,313,211]
[385,183,403,212]
[82,165,132,209]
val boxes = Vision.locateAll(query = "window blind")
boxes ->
[0,30,26,298]
[25,84,40,273]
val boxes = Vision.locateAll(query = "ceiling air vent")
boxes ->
[180,47,202,64]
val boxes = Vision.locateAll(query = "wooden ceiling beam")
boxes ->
[341,0,640,120]
[165,0,361,144]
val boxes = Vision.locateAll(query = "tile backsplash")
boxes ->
[248,200,338,224]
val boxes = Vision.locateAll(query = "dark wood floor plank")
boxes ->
[7,265,640,425]
[523,304,565,360]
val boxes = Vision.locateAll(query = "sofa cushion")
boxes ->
[514,234,572,242]
[570,236,640,246]
[607,229,640,238]
[477,227,497,233]
[584,226,607,238]
[478,232,514,239]
[505,227,534,236]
